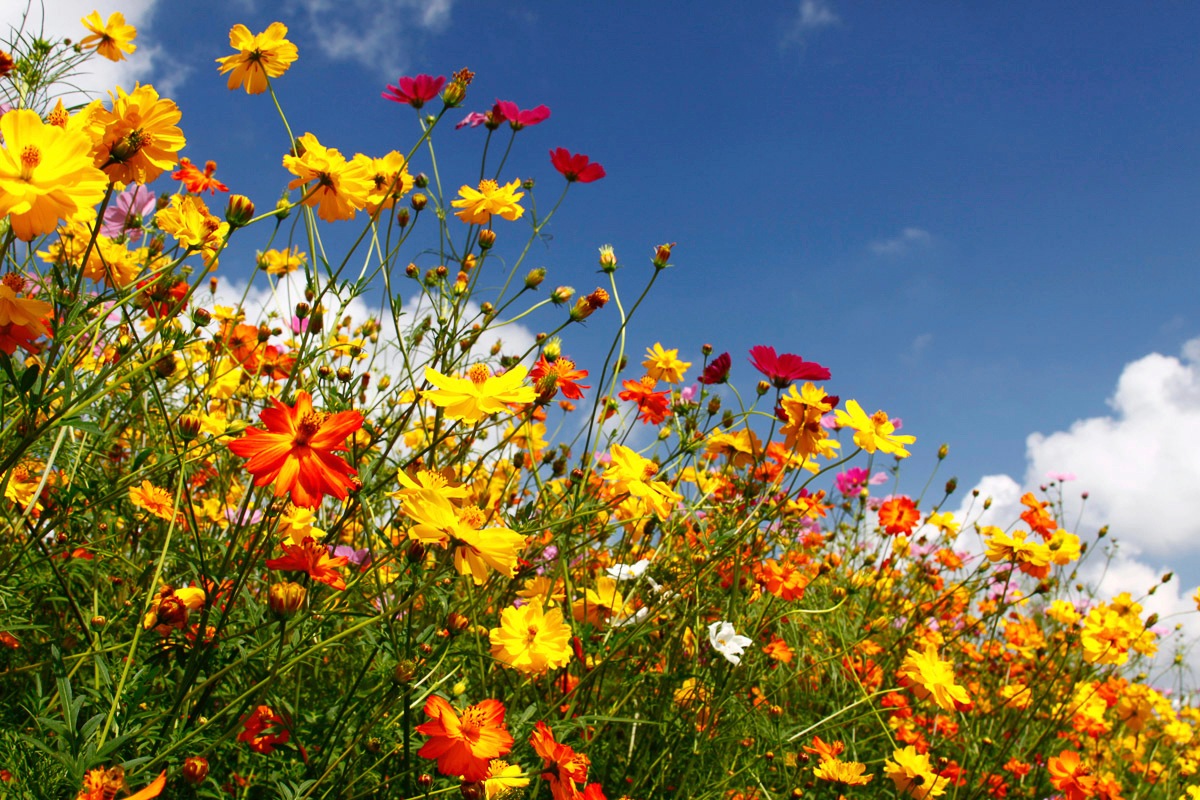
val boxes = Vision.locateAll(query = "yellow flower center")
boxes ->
[19,145,40,174]
[870,411,889,428]
[458,507,486,528]
[460,705,488,740]
[46,107,68,128]
[467,363,491,384]
[642,462,659,480]
[111,129,152,162]
[525,624,540,645]
[478,179,499,193]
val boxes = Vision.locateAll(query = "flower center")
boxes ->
[295,411,325,445]
[19,145,40,175]
[111,129,151,162]
[525,625,539,645]
[641,462,659,480]
[467,363,491,384]
[478,179,499,194]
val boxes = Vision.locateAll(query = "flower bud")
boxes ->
[418,774,434,790]
[407,541,426,564]
[707,397,721,415]
[225,194,255,228]
[478,229,496,249]
[598,244,617,273]
[268,581,307,616]
[178,415,202,441]
[652,242,675,269]
[411,193,427,211]
[944,477,957,494]
[182,757,209,786]
[274,193,291,220]
[542,337,562,362]
[701,343,713,356]
[395,207,410,227]
[90,615,107,629]
[191,307,212,327]
[522,177,535,191]
[756,380,770,396]
[525,268,546,289]
[446,611,470,634]
[551,286,575,305]
[337,366,353,382]
[937,443,949,460]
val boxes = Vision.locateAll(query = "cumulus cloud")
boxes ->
[783,0,840,47]
[0,0,180,104]
[869,227,932,256]
[287,0,454,78]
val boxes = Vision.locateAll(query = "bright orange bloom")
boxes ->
[1047,751,1098,800]
[265,537,349,591]
[531,721,594,800]
[618,376,670,424]
[237,705,290,754]
[878,496,919,535]
[1020,491,1059,538]
[0,275,52,351]
[84,84,185,184]
[757,558,812,601]
[79,11,137,62]
[529,354,590,401]
[216,22,299,94]
[228,391,363,508]
[173,157,229,194]
[77,768,165,800]
[416,695,514,782]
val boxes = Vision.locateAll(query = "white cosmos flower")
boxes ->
[707,621,753,666]
[606,559,651,581]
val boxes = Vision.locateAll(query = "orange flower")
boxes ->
[173,157,229,194]
[237,705,290,754]
[878,496,919,535]
[77,768,165,800]
[85,84,185,184]
[618,376,670,424]
[1047,750,1098,800]
[265,537,349,591]
[531,721,593,800]
[228,391,363,508]
[416,695,514,782]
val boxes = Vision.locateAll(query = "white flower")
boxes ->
[606,559,651,581]
[707,621,752,666]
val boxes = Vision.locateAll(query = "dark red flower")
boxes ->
[382,74,446,108]
[748,345,831,388]
[493,100,550,130]
[697,352,731,385]
[549,148,605,183]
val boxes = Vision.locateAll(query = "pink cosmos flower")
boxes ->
[382,74,446,108]
[549,148,605,183]
[748,345,831,388]
[456,111,491,129]
[493,100,550,129]
[1046,471,1077,482]
[101,184,156,243]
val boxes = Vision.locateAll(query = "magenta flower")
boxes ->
[697,352,731,385]
[456,111,491,130]
[549,148,605,183]
[382,74,446,108]
[101,184,156,243]
[748,345,831,388]
[493,100,550,130]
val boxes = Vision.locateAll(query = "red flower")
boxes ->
[265,537,350,591]
[531,721,596,800]
[416,695,513,782]
[698,352,731,385]
[382,74,446,108]
[172,158,229,195]
[878,496,919,536]
[549,148,605,183]
[618,377,671,425]
[529,354,590,401]
[493,100,550,130]
[227,391,363,508]
[237,705,290,754]
[748,345,831,388]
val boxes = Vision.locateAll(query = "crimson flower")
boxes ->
[549,148,605,183]
[456,111,490,129]
[493,100,550,129]
[382,74,446,108]
[698,352,731,385]
[748,345,831,388]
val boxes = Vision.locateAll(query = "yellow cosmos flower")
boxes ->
[834,399,916,458]
[813,758,874,786]
[897,644,972,712]
[571,576,632,627]
[0,110,108,241]
[602,443,683,520]
[257,246,306,275]
[484,760,530,800]
[642,342,690,384]
[0,280,52,338]
[282,133,373,222]
[216,22,299,95]
[422,364,536,423]
[885,746,949,800]
[489,599,573,675]
[155,194,229,265]
[451,506,526,585]
[85,84,186,184]
[356,150,414,213]
[452,179,524,225]
[79,11,137,62]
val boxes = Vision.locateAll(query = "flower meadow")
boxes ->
[1,11,1200,800]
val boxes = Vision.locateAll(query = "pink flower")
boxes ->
[493,100,550,130]
[748,345,831,388]
[382,74,446,108]
[101,184,156,242]
[1046,471,1077,482]
[549,148,605,183]
[456,111,491,129]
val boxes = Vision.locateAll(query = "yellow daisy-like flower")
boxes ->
[813,758,874,787]
[834,399,916,458]
[571,576,632,627]
[489,599,573,675]
[129,480,176,522]
[0,110,108,241]
[155,194,230,265]
[602,443,683,520]
[642,342,690,384]
[282,133,373,222]
[257,246,307,275]
[484,759,530,800]
[215,22,299,95]
[451,506,527,585]
[885,746,950,800]
[451,179,525,225]
[422,364,536,423]
[79,11,137,62]
[897,644,972,712]
[85,84,186,184]
[357,150,414,213]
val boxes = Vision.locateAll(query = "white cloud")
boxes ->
[784,0,840,46]
[287,0,454,78]
[0,0,174,105]
[869,227,932,256]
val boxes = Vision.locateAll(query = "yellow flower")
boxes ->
[897,644,972,712]
[602,443,683,520]
[813,758,874,786]
[282,133,373,222]
[571,576,631,627]
[642,342,690,384]
[85,84,185,184]
[779,382,838,459]
[357,151,413,213]
[489,599,573,675]
[834,399,916,458]
[885,746,949,800]
[452,179,525,224]
[451,506,526,585]
[257,246,306,275]
[129,480,176,522]
[216,22,299,95]
[155,194,229,265]
[0,110,108,241]
[421,364,536,423]
[484,760,530,800]
[704,427,763,469]
[0,280,52,338]
[79,11,137,62]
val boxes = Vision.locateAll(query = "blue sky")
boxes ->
[11,1,1200,654]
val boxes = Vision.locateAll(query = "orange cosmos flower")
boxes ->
[173,157,229,194]
[79,11,137,62]
[1047,750,1098,800]
[237,705,291,754]
[85,84,185,184]
[77,767,165,800]
[265,537,349,590]
[878,496,919,535]
[618,376,670,424]
[416,695,514,782]
[228,391,363,508]
[531,721,594,800]
[216,22,299,95]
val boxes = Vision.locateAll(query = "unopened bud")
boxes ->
[701,343,713,356]
[945,477,957,494]
[983,497,993,510]
[225,194,255,228]
[395,207,410,227]
[756,380,770,396]
[274,193,291,220]
[551,286,575,304]
[598,244,617,273]
[937,443,949,460]
[446,611,470,633]
[182,757,209,786]
[191,307,211,327]
[268,581,307,615]
[524,268,546,289]
[411,193,427,211]
[414,173,429,189]
[179,415,202,441]
[707,397,721,415]
[478,229,496,250]
[652,242,675,269]
[336,367,353,382]
[542,337,562,362]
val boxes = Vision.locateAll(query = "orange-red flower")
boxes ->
[1047,750,1098,800]
[76,768,165,800]
[416,695,514,782]
[237,705,290,754]
[529,354,590,402]
[878,496,919,536]
[228,391,363,508]
[265,537,349,591]
[618,377,670,425]
[531,721,596,800]
[173,157,229,194]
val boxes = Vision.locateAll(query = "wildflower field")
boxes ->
[2,10,1199,800]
